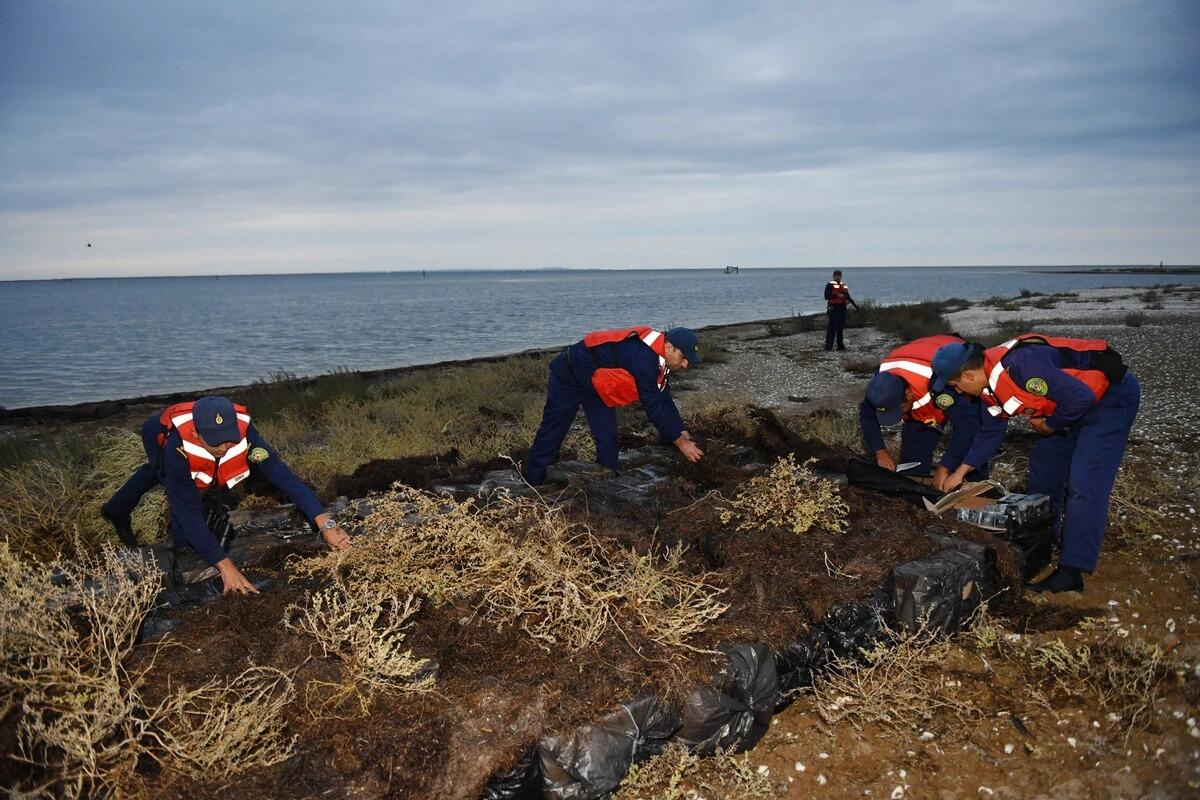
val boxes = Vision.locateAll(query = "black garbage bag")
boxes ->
[675,642,777,755]
[481,746,542,800]
[995,520,1054,581]
[846,457,943,507]
[537,693,681,800]
[775,593,893,704]
[892,547,984,635]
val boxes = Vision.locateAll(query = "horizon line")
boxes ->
[2,263,1197,284]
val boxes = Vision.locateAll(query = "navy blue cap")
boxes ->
[192,396,241,445]
[930,342,975,392]
[665,328,702,364]
[865,371,906,426]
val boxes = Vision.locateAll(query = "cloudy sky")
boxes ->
[1,1,1197,279]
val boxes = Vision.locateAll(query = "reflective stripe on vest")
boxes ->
[827,281,850,306]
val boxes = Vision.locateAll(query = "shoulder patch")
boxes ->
[1024,377,1049,396]
[934,393,955,410]
[248,447,270,464]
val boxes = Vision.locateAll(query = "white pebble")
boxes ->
[899,770,906,779]
[979,788,994,796]
[818,752,829,759]
[795,762,806,772]
[918,731,935,742]
[817,774,828,785]
[1003,743,1014,754]
[891,787,904,799]
[757,765,769,777]
[1068,737,1077,748]
[1167,618,1177,633]
[1093,721,1101,729]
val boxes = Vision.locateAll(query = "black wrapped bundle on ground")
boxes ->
[845,457,943,507]
[537,693,681,800]
[892,547,986,634]
[481,747,542,800]
[675,641,778,755]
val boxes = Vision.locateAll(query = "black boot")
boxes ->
[1026,564,1084,593]
[102,510,139,549]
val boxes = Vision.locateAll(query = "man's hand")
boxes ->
[932,464,951,490]
[874,449,897,471]
[315,513,352,551]
[674,432,704,463]
[1029,417,1054,436]
[216,557,259,595]
[941,464,974,493]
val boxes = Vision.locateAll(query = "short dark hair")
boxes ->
[832,269,842,276]
[956,345,984,376]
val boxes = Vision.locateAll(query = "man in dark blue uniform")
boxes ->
[102,396,351,594]
[824,269,858,351]
[931,336,1140,593]
[523,327,704,485]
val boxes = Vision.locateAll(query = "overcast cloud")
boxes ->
[1,1,1197,279]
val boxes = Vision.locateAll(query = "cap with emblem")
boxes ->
[192,396,241,445]
[930,342,977,392]
[865,371,907,426]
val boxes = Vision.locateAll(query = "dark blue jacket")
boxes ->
[158,422,324,564]
[566,336,686,442]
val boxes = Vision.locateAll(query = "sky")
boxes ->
[1,1,1198,280]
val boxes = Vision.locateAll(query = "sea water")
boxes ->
[1,266,1196,408]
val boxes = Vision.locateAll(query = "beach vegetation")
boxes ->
[719,453,848,536]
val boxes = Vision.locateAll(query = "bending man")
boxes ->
[860,334,1006,486]
[101,396,351,594]
[930,334,1139,593]
[524,326,704,485]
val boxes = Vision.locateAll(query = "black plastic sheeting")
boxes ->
[845,457,943,507]
[893,547,985,635]
[538,693,681,800]
[674,641,778,755]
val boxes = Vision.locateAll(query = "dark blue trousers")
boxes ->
[897,419,990,479]
[101,416,165,519]
[525,352,619,485]
[1027,373,1141,572]
[825,305,847,350]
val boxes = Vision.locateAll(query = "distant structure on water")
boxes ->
[723,265,740,274]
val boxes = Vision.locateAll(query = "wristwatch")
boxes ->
[321,517,339,531]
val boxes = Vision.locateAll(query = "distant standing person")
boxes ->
[824,269,858,351]
[101,396,351,594]
[523,326,704,485]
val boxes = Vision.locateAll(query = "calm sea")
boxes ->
[2,267,1196,409]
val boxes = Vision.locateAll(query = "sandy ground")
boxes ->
[673,285,1200,799]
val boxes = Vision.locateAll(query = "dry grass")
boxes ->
[0,427,169,560]
[149,666,297,780]
[258,356,550,492]
[614,742,776,800]
[719,454,848,536]
[793,410,860,451]
[285,584,435,693]
[812,621,980,732]
[1,542,296,795]
[1107,460,1177,548]
[292,486,728,654]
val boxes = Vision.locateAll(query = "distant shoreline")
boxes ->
[1037,266,1200,275]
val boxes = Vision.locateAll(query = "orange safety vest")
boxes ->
[827,280,850,306]
[158,401,253,490]
[581,326,669,408]
[981,334,1114,419]
[878,334,964,426]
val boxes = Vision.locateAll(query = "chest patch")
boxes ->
[248,447,270,464]
[1024,377,1049,396]
[935,393,955,410]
